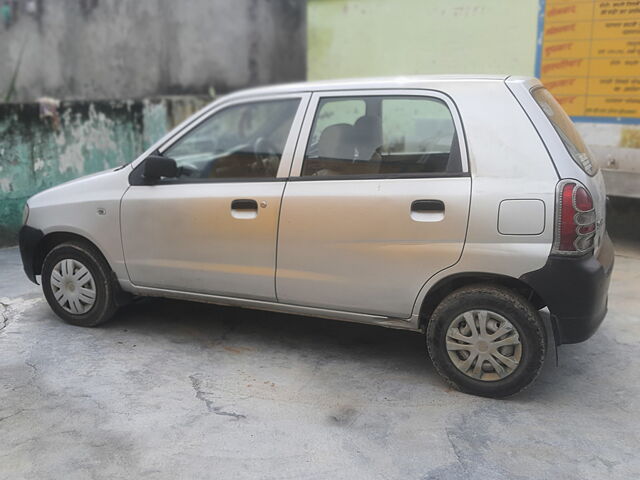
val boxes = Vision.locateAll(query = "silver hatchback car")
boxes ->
[19,75,614,397]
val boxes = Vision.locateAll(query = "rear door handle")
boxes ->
[410,199,445,222]
[411,200,445,212]
[231,199,258,210]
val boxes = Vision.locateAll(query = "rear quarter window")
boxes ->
[531,87,597,176]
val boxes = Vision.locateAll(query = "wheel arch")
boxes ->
[33,231,115,280]
[418,272,546,331]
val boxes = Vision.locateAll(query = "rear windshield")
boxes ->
[531,87,596,176]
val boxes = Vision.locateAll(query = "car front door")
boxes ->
[276,90,471,318]
[121,93,309,301]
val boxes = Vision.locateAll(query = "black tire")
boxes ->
[41,240,118,327]
[426,284,546,398]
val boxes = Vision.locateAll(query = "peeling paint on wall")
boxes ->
[0,177,12,193]
[54,104,120,174]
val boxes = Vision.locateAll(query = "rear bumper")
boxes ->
[18,225,44,284]
[521,233,615,345]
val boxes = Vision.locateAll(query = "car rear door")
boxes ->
[276,90,471,318]
[121,93,309,301]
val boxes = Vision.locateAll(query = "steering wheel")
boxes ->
[253,137,280,176]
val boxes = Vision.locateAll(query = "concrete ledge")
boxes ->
[602,169,640,200]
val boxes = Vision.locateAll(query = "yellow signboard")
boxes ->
[536,0,640,122]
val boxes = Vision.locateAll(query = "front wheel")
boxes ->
[426,285,546,398]
[42,241,118,327]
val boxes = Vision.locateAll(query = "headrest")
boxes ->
[317,123,354,160]
[353,115,382,159]
[353,115,381,139]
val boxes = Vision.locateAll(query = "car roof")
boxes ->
[221,74,517,101]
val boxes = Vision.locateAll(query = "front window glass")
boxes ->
[532,88,596,175]
[302,96,460,177]
[164,98,300,180]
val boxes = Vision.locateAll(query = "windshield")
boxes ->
[531,87,596,176]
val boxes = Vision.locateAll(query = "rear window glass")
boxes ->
[531,88,596,175]
[302,95,461,178]
[310,99,366,145]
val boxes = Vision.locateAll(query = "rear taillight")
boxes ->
[553,180,596,255]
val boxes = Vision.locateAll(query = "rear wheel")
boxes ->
[426,285,546,398]
[42,241,118,327]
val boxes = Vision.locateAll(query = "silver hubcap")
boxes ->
[50,259,96,314]
[446,310,522,381]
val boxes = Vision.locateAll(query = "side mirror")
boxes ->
[143,155,178,183]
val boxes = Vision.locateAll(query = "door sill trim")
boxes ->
[124,284,420,332]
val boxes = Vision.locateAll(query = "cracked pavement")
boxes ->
[1,244,640,479]
[0,302,8,332]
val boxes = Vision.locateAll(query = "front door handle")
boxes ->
[231,199,258,219]
[411,200,445,212]
[231,199,258,210]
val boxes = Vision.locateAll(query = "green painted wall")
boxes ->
[0,97,208,246]
[307,0,540,80]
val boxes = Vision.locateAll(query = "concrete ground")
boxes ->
[1,244,639,480]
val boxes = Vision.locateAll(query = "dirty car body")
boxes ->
[19,75,614,397]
